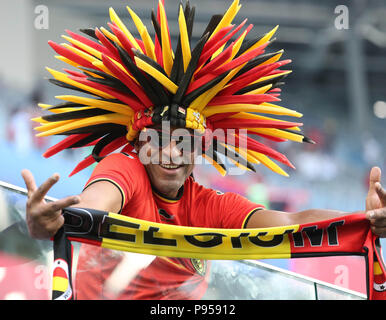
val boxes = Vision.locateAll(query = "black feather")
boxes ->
[173,32,209,105]
[79,28,99,40]
[57,124,126,136]
[116,45,161,106]
[48,79,91,96]
[69,132,106,149]
[234,74,288,95]
[201,14,223,38]
[92,130,126,162]
[42,109,113,122]
[182,73,228,107]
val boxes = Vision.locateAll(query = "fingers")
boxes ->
[366,166,383,211]
[29,212,65,240]
[366,208,386,237]
[22,169,82,239]
[21,169,38,197]
[31,173,60,203]
[47,195,81,214]
[370,225,386,238]
[369,166,381,186]
[375,182,386,206]
[22,169,61,203]
[366,208,386,220]
[27,195,81,239]
[367,167,381,199]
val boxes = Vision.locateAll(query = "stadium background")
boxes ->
[0,0,385,298]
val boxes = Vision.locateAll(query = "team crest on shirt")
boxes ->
[191,259,206,276]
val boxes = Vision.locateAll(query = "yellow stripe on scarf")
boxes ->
[99,212,299,260]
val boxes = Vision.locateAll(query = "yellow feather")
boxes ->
[45,106,94,114]
[55,95,134,116]
[230,111,300,121]
[202,103,302,117]
[100,27,123,47]
[35,119,74,132]
[158,1,174,76]
[202,154,227,176]
[109,7,141,51]
[253,70,292,85]
[192,67,243,112]
[178,5,191,72]
[222,143,260,164]
[127,6,156,60]
[62,43,101,67]
[55,55,79,68]
[62,35,102,60]
[141,27,156,61]
[91,61,115,77]
[212,24,249,62]
[134,56,178,94]
[243,25,279,54]
[209,0,241,40]
[243,84,272,95]
[248,150,289,177]
[36,114,131,137]
[248,127,303,143]
[38,103,51,109]
[259,50,284,67]
[46,67,114,100]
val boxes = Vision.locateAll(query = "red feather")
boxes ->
[48,41,95,70]
[68,75,144,111]
[43,134,91,158]
[101,54,153,108]
[208,94,280,106]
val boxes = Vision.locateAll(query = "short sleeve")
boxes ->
[83,153,143,210]
[191,182,264,229]
[215,192,264,229]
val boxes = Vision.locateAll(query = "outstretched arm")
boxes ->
[365,167,386,236]
[21,169,122,239]
[245,208,349,229]
[245,166,386,238]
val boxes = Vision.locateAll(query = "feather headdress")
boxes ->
[34,0,313,177]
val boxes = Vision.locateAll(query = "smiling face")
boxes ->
[134,125,198,199]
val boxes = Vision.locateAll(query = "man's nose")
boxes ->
[161,140,182,160]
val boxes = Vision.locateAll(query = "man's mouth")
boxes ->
[159,163,182,170]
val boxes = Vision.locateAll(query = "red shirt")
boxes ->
[75,152,262,300]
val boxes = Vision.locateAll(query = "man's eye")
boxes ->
[175,137,184,144]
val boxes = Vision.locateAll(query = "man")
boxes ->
[21,0,386,299]
[21,131,386,299]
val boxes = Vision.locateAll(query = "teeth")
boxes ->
[160,164,179,169]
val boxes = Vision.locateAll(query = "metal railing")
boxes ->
[0,180,366,300]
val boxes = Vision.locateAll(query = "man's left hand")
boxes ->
[365,167,386,237]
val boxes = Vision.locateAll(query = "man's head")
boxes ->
[134,123,200,198]
[37,1,305,179]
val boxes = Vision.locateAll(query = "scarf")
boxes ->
[52,207,386,300]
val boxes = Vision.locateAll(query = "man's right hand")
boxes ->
[21,169,80,239]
